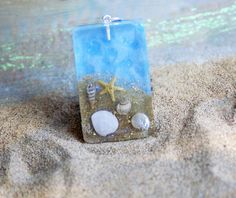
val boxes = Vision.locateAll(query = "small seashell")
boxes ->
[87,82,96,106]
[116,97,132,115]
[91,110,119,136]
[131,113,150,131]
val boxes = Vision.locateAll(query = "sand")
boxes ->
[0,57,236,198]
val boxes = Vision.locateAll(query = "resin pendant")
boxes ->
[73,16,155,143]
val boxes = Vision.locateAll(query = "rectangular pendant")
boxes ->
[73,16,155,143]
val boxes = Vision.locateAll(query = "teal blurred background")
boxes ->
[1,0,236,103]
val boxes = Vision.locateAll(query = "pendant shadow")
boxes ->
[32,94,84,143]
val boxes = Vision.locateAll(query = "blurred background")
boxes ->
[1,0,236,103]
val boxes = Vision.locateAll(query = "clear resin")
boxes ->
[73,19,155,143]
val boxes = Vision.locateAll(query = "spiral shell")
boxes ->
[116,97,131,115]
[87,82,96,107]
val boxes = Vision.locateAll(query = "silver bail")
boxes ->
[103,15,112,41]
[103,15,121,41]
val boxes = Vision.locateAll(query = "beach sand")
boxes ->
[0,57,236,197]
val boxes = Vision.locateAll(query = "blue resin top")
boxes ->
[73,20,151,94]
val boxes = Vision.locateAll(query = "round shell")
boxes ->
[131,113,150,131]
[91,110,119,137]
[116,98,131,115]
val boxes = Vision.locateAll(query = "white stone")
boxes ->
[91,110,119,136]
[131,113,150,131]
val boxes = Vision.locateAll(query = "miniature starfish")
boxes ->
[98,77,125,102]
